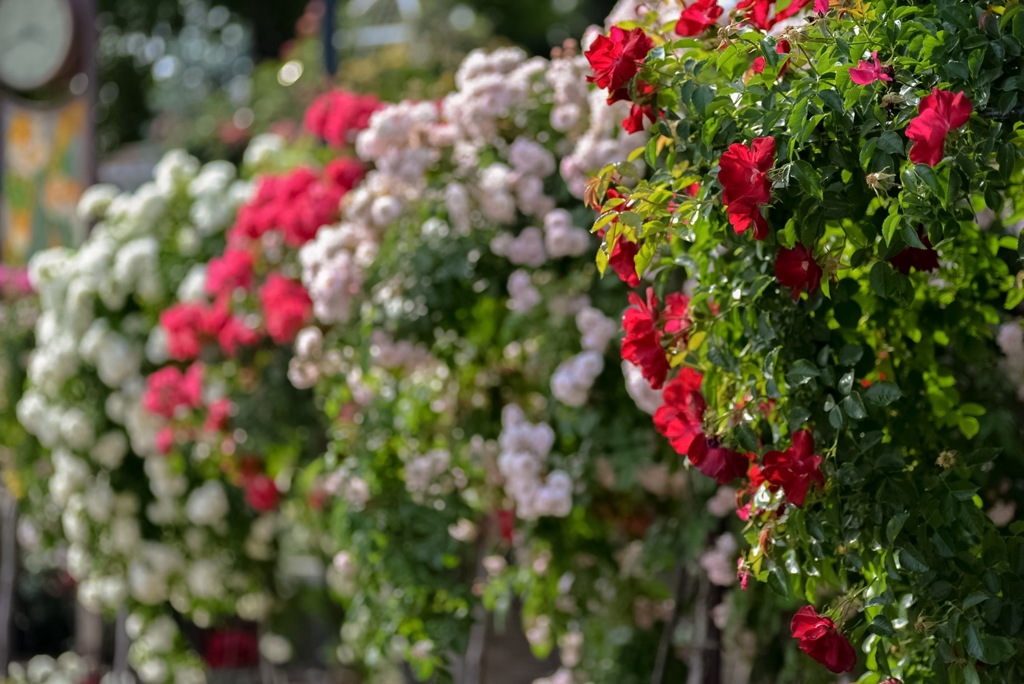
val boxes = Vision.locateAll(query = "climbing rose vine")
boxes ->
[590,0,1024,680]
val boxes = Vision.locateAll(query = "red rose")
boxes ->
[205,628,260,669]
[737,0,813,31]
[718,137,775,240]
[204,397,232,433]
[260,274,313,344]
[304,89,383,148]
[216,306,262,357]
[155,427,175,455]
[653,368,706,455]
[143,364,203,419]
[906,88,972,167]
[849,51,893,86]
[761,430,824,507]
[814,0,829,12]
[790,606,857,673]
[622,289,671,389]
[229,167,345,248]
[775,244,823,300]
[751,39,791,76]
[585,27,655,93]
[245,474,280,512]
[689,434,748,484]
[324,157,366,193]
[675,0,723,36]
[205,249,254,298]
[662,293,691,337]
[609,237,641,287]
[160,303,208,361]
[889,228,940,274]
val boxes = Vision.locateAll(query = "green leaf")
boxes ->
[876,130,904,155]
[843,393,867,420]
[735,424,760,453]
[838,344,864,366]
[864,381,902,407]
[963,591,989,610]
[899,546,929,572]
[790,160,824,199]
[966,623,984,661]
[869,614,897,639]
[786,360,820,386]
[838,371,855,395]
[979,636,1016,664]
[959,416,981,439]
[828,405,844,429]
[887,511,910,543]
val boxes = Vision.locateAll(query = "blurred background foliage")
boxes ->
[95,0,618,162]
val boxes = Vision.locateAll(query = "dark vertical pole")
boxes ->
[0,492,18,674]
[83,0,97,188]
[323,0,339,77]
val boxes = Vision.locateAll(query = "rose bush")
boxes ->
[590,0,1024,680]
[16,149,309,679]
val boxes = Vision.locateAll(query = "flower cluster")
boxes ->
[589,0,1024,678]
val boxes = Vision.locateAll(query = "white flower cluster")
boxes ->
[299,172,410,325]
[7,653,89,684]
[299,44,644,332]
[551,305,616,407]
[124,613,207,684]
[997,322,1024,401]
[699,533,739,587]
[622,361,664,414]
[497,405,573,519]
[403,448,453,504]
[18,151,278,677]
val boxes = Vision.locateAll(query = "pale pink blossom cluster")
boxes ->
[997,322,1024,401]
[621,361,664,414]
[403,449,453,504]
[507,270,542,313]
[699,533,739,587]
[497,405,573,519]
[551,352,605,407]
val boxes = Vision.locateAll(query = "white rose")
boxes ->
[176,264,208,302]
[186,559,221,599]
[77,184,119,222]
[185,482,230,527]
[92,431,129,469]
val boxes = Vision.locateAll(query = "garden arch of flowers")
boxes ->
[3,0,1023,682]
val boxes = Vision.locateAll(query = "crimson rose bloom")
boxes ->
[737,0,812,31]
[849,51,893,86]
[761,430,824,507]
[675,0,723,36]
[814,0,829,11]
[653,368,706,455]
[304,89,383,148]
[245,474,280,512]
[719,137,775,239]
[143,364,203,419]
[775,244,823,300]
[751,39,791,76]
[205,628,260,669]
[889,228,940,274]
[622,289,670,388]
[260,274,313,344]
[790,606,857,673]
[689,434,748,484]
[609,238,641,287]
[585,27,655,93]
[906,88,972,166]
[205,249,254,298]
